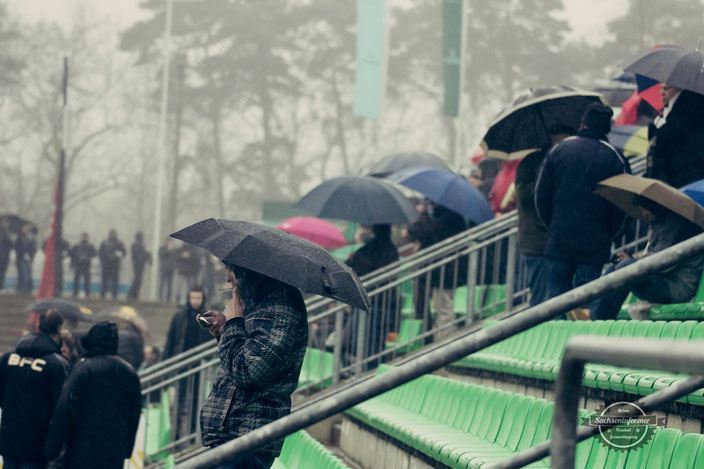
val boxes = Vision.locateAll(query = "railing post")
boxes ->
[333,308,344,385]
[505,232,517,314]
[466,249,478,326]
[354,308,366,378]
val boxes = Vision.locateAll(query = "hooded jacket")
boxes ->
[44,323,142,469]
[163,294,213,361]
[0,333,68,463]
[535,128,630,265]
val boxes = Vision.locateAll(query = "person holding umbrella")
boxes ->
[591,175,704,319]
[171,218,369,468]
[535,103,630,308]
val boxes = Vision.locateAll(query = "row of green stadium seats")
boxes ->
[616,272,704,320]
[299,348,334,388]
[346,368,704,468]
[400,283,507,319]
[273,430,349,469]
[455,320,704,404]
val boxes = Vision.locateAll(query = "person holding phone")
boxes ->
[196,263,308,469]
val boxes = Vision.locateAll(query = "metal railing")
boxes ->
[173,228,704,469]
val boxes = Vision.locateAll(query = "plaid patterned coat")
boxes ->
[200,285,308,458]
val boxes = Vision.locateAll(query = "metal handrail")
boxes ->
[174,229,704,469]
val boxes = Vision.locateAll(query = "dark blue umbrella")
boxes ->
[681,179,704,207]
[388,166,494,224]
[295,176,419,225]
[368,152,450,176]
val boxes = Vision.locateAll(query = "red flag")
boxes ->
[37,182,59,299]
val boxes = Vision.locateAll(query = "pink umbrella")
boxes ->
[277,217,347,249]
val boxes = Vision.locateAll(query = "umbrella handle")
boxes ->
[321,266,339,294]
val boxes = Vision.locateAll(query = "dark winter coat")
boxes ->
[99,238,126,268]
[175,245,201,277]
[0,227,12,260]
[0,333,69,463]
[646,90,704,188]
[163,301,213,361]
[159,245,176,276]
[15,232,36,262]
[200,285,308,459]
[346,234,399,277]
[409,206,469,289]
[70,241,96,270]
[131,241,152,270]
[44,355,142,469]
[535,128,630,265]
[515,149,548,256]
[117,325,145,370]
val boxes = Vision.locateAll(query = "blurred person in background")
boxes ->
[128,231,152,300]
[174,243,202,303]
[15,223,36,294]
[0,310,68,469]
[99,229,126,299]
[159,237,176,302]
[0,218,13,291]
[69,233,96,298]
[60,329,80,369]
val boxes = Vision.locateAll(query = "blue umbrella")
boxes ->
[681,179,704,207]
[389,166,494,224]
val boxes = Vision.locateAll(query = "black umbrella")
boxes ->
[25,298,94,324]
[295,176,419,225]
[623,45,704,95]
[480,86,605,160]
[368,151,451,176]
[0,214,37,235]
[171,219,371,311]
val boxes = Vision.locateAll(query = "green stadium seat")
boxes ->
[298,348,334,388]
[385,318,423,353]
[273,430,349,469]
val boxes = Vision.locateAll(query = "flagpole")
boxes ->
[55,57,68,297]
[150,0,174,301]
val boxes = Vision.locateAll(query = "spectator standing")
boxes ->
[346,224,400,367]
[15,223,36,294]
[99,229,126,299]
[128,231,152,300]
[0,218,13,291]
[45,322,142,469]
[159,238,176,301]
[197,264,308,468]
[0,310,69,469]
[646,85,704,188]
[69,233,96,298]
[174,243,202,303]
[535,103,629,304]
[59,329,80,369]
[408,204,468,339]
[515,126,574,306]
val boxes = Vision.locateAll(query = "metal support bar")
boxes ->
[504,233,517,314]
[551,336,704,469]
[491,373,704,469]
[175,232,704,469]
[466,250,478,325]
[333,308,344,385]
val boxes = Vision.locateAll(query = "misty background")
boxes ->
[1,0,703,246]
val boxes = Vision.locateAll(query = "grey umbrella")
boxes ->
[171,219,371,311]
[368,152,451,177]
[623,45,704,95]
[295,176,419,225]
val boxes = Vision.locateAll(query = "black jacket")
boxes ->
[45,355,142,469]
[535,128,630,265]
[117,325,145,370]
[70,241,96,270]
[346,234,399,277]
[409,206,469,288]
[646,90,704,188]
[515,149,548,256]
[99,238,126,268]
[163,301,213,360]
[0,333,68,463]
[131,241,152,270]
[0,227,12,259]
[15,232,36,262]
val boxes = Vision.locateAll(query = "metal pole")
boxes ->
[150,0,174,301]
[492,375,704,469]
[175,233,704,469]
[551,336,704,469]
[354,308,366,377]
[333,308,344,385]
[504,233,517,314]
[466,249,478,325]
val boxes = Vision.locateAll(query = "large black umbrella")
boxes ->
[295,176,419,225]
[25,298,94,324]
[0,214,37,235]
[368,151,451,177]
[480,86,605,160]
[171,219,371,311]
[623,45,704,95]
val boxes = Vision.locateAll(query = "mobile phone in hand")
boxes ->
[197,316,212,328]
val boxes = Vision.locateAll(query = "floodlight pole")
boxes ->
[150,0,174,301]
